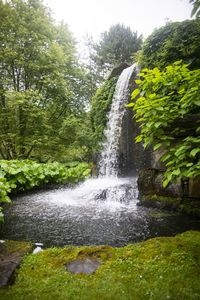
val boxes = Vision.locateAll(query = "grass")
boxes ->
[0,240,32,256]
[0,231,200,300]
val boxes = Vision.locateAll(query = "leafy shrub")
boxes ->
[138,19,200,70]
[0,160,91,220]
[129,62,200,186]
[90,77,118,147]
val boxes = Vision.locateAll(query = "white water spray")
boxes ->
[99,64,137,177]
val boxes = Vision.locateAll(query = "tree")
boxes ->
[87,24,142,81]
[0,0,92,162]
[138,19,200,70]
[190,0,200,17]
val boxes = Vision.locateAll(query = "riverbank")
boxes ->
[0,230,200,300]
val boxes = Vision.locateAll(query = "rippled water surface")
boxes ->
[0,177,200,247]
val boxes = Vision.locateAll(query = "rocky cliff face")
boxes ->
[119,97,152,176]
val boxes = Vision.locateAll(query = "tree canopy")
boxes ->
[190,0,200,17]
[87,24,142,82]
[0,0,93,162]
[138,19,200,70]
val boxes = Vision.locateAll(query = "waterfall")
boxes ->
[99,64,137,177]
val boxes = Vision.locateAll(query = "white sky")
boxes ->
[44,0,192,41]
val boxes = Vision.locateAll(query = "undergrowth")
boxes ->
[0,160,91,221]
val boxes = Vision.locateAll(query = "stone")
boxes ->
[154,173,181,197]
[165,114,200,138]
[66,258,100,274]
[0,240,32,287]
[137,168,158,196]
[107,62,130,80]
[138,168,182,198]
[189,177,200,198]
[151,147,166,170]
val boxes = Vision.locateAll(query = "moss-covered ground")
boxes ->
[0,231,200,299]
[0,240,32,257]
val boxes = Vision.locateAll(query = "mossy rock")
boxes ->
[140,194,200,217]
[180,198,200,217]
[140,194,182,210]
[107,63,130,79]
[0,240,33,287]
[148,209,179,218]
[0,231,200,299]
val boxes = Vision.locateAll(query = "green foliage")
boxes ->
[33,113,94,162]
[131,62,200,186]
[0,170,12,222]
[87,24,142,80]
[0,0,92,162]
[90,77,118,146]
[138,19,200,70]
[190,0,200,17]
[0,231,200,299]
[0,159,91,220]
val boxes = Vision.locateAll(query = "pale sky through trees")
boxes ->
[44,0,192,41]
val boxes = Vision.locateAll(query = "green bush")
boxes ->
[129,62,200,187]
[0,160,91,221]
[138,19,200,70]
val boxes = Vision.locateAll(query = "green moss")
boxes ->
[140,194,200,217]
[0,231,200,300]
[141,194,181,209]
[180,200,200,217]
[0,240,33,256]
[148,210,179,218]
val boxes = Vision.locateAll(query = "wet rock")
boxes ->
[151,147,166,170]
[138,168,182,198]
[189,177,200,198]
[94,184,137,202]
[66,258,100,274]
[0,240,33,287]
[164,114,200,138]
[107,63,130,80]
[94,190,107,200]
[137,168,183,211]
[154,173,181,197]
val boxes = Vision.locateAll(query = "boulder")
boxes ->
[138,168,182,198]
[107,62,130,80]
[0,240,33,287]
[66,258,100,274]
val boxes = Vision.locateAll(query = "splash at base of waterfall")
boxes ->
[47,177,138,207]
[1,176,200,248]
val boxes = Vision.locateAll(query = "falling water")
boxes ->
[99,64,138,177]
